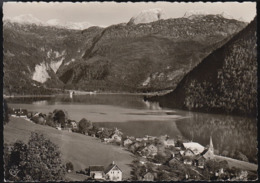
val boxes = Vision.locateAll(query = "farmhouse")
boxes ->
[174,151,183,161]
[13,108,28,117]
[194,155,206,168]
[164,139,175,147]
[70,121,77,129]
[168,157,180,166]
[141,172,155,181]
[145,135,156,141]
[141,144,158,156]
[183,156,193,165]
[113,128,123,136]
[88,165,105,180]
[104,161,122,181]
[159,135,169,141]
[111,133,122,142]
[123,139,133,147]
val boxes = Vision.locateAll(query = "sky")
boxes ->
[3,1,256,27]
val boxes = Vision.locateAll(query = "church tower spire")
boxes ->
[209,136,214,154]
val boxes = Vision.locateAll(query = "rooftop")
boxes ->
[183,142,205,154]
[89,165,104,172]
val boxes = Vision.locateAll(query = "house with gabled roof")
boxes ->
[194,155,206,169]
[183,148,195,157]
[164,139,175,147]
[104,161,122,181]
[168,156,181,167]
[123,138,133,147]
[111,133,122,142]
[183,156,193,165]
[141,172,155,181]
[141,144,158,157]
[70,120,77,129]
[88,165,105,180]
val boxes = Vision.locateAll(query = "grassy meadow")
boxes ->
[4,117,134,180]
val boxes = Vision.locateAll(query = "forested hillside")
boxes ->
[148,17,257,116]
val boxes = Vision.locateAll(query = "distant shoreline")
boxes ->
[3,90,173,98]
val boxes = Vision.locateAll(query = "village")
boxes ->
[7,108,257,181]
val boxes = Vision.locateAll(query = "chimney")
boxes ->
[112,161,115,165]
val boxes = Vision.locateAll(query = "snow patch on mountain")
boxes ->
[46,19,94,30]
[32,62,51,83]
[50,58,64,73]
[7,14,43,25]
[5,14,95,30]
[129,8,166,25]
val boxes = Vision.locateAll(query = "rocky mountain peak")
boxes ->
[128,8,166,25]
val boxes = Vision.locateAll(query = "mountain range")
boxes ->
[4,14,95,30]
[3,10,248,96]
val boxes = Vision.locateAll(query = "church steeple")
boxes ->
[209,136,214,154]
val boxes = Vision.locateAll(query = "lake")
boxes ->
[6,94,258,163]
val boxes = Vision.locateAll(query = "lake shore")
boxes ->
[3,89,173,98]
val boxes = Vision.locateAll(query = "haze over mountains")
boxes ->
[3,8,254,113]
[4,14,95,30]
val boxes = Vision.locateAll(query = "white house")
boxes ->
[105,162,122,181]
[123,139,133,147]
[70,121,77,129]
[164,139,175,147]
[111,133,122,142]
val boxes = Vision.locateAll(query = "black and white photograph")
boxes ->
[2,1,258,181]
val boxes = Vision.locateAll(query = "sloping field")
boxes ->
[4,117,134,179]
[215,155,258,172]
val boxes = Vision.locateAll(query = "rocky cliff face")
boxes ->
[128,8,166,25]
[3,14,247,94]
[148,17,257,116]
[3,21,103,95]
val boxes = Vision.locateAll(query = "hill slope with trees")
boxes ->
[148,17,257,117]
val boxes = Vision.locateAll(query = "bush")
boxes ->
[45,113,56,127]
[53,109,68,127]
[4,132,66,181]
[31,116,45,125]
[66,162,74,172]
[78,118,93,134]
